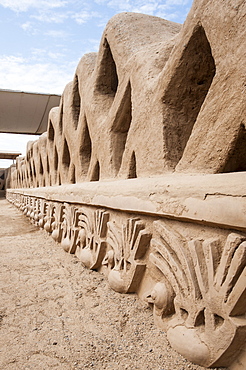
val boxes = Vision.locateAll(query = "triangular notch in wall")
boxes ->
[96,38,118,96]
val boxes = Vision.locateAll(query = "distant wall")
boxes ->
[0,168,6,197]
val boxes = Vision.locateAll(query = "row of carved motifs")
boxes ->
[13,156,47,189]
[7,191,246,368]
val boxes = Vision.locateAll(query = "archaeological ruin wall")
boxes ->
[6,0,246,368]
[0,168,6,197]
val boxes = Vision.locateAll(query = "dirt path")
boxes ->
[0,199,224,370]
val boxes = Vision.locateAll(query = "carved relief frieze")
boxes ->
[19,195,28,213]
[23,196,33,218]
[148,220,246,367]
[51,202,65,243]
[30,197,41,225]
[104,217,151,293]
[38,199,47,228]
[6,190,246,368]
[60,203,80,254]
[12,193,22,209]
[75,209,109,269]
[43,201,55,233]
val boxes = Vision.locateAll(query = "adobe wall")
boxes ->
[0,168,8,197]
[6,0,246,368]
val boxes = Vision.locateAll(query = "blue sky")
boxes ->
[0,0,193,168]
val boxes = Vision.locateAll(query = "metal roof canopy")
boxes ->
[0,89,61,134]
[0,151,21,160]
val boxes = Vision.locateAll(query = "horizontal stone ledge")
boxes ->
[7,172,246,231]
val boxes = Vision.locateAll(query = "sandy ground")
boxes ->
[0,198,226,370]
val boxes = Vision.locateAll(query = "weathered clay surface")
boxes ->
[7,185,246,368]
[2,198,219,370]
[5,0,246,368]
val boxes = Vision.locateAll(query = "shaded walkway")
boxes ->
[0,198,215,370]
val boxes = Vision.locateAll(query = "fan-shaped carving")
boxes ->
[43,202,55,233]
[149,221,246,367]
[75,209,109,269]
[37,199,48,228]
[51,203,65,243]
[103,218,151,293]
[60,203,80,254]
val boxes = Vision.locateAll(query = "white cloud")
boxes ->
[88,38,100,51]
[165,0,189,5]
[94,0,191,20]
[0,0,68,12]
[72,10,101,25]
[138,3,159,13]
[31,10,69,23]
[21,21,38,34]
[0,54,76,94]
[21,21,32,31]
[156,11,180,20]
[47,51,65,59]
[106,0,132,12]
[31,48,65,60]
[44,29,69,38]
[31,48,46,58]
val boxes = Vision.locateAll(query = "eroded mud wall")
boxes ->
[9,0,246,188]
[6,0,246,369]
